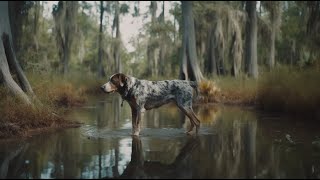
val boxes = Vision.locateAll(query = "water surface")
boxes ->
[1,95,320,178]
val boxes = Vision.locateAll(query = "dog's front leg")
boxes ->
[131,108,139,136]
[131,107,144,136]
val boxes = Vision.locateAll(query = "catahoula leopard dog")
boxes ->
[100,73,200,136]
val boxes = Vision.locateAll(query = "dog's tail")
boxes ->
[189,81,199,99]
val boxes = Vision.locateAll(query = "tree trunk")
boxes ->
[98,1,105,78]
[267,1,282,69]
[0,1,32,105]
[113,1,121,73]
[146,1,157,77]
[8,1,26,52]
[230,32,242,77]
[268,29,275,69]
[159,1,166,76]
[206,27,217,76]
[179,1,204,82]
[0,39,31,104]
[53,1,78,75]
[2,34,34,96]
[62,37,70,75]
[245,1,258,78]
[147,44,153,76]
[33,1,40,51]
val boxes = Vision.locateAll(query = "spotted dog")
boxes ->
[100,73,200,136]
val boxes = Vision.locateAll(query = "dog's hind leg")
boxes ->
[178,105,199,135]
[189,108,200,134]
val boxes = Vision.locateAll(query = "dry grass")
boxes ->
[27,72,106,107]
[46,83,87,107]
[216,75,258,105]
[198,67,320,119]
[0,92,80,138]
[198,80,221,103]
[198,76,257,105]
[0,72,100,138]
[257,67,320,118]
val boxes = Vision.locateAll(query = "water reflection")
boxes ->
[0,95,320,178]
[119,136,200,179]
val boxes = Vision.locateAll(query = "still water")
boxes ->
[1,95,320,179]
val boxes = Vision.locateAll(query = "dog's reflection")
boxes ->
[117,136,200,179]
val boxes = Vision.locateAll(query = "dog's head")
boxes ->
[101,73,129,94]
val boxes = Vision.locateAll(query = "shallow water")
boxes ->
[1,94,320,179]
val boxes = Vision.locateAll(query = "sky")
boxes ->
[43,1,177,52]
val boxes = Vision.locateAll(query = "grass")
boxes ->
[198,66,320,119]
[27,71,105,107]
[198,75,257,105]
[0,71,105,138]
[0,94,80,138]
[257,66,320,118]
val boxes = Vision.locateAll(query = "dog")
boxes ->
[100,73,200,136]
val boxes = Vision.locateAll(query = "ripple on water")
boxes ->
[81,125,216,139]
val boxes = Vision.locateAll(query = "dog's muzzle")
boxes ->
[101,85,115,94]
[100,85,105,91]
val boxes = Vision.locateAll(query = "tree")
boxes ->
[245,1,258,78]
[0,1,34,104]
[97,1,106,78]
[111,1,129,73]
[32,1,40,51]
[263,1,282,69]
[158,1,166,76]
[53,1,78,75]
[179,1,204,82]
[147,1,158,77]
[193,2,244,77]
[306,1,320,61]
[113,1,121,73]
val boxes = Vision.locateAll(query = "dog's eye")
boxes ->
[110,79,116,85]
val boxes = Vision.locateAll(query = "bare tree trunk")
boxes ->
[159,1,166,76]
[0,1,32,105]
[113,1,121,73]
[147,44,153,76]
[146,1,157,77]
[0,39,31,104]
[53,1,78,75]
[98,1,105,77]
[245,1,258,78]
[230,25,243,77]
[268,29,275,69]
[267,1,282,69]
[179,1,204,82]
[206,27,217,76]
[8,1,26,52]
[33,1,40,51]
[62,38,70,74]
[2,34,34,96]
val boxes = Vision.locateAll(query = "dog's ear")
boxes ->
[119,73,127,87]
